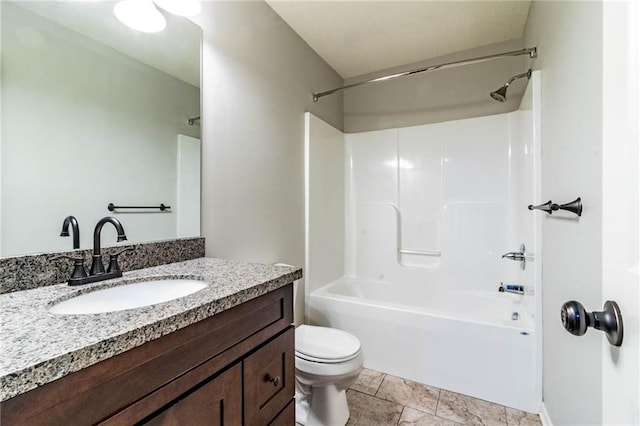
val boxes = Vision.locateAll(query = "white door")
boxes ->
[602,1,640,424]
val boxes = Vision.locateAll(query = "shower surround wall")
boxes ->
[346,115,513,287]
[305,73,541,413]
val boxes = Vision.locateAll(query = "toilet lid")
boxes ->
[295,325,361,363]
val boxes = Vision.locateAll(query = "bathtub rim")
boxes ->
[310,275,535,333]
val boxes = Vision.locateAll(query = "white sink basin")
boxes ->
[49,279,208,315]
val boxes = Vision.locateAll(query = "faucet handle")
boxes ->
[48,254,88,280]
[107,247,134,274]
[501,243,527,270]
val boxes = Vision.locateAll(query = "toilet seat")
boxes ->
[295,348,364,379]
[295,351,360,363]
[295,325,361,364]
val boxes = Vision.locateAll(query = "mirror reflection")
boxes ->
[1,1,202,257]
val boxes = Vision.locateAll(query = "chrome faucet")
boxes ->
[90,217,127,275]
[60,215,80,249]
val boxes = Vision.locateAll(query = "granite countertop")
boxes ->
[0,257,302,402]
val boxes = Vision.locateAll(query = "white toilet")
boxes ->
[295,324,364,426]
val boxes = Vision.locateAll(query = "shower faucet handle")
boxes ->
[501,244,526,270]
[501,252,525,261]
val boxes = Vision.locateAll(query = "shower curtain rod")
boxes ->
[312,47,537,102]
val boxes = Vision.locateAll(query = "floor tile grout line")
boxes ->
[373,373,386,397]
[348,387,382,398]
[395,404,404,426]
[434,388,441,417]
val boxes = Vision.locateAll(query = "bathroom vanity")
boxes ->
[0,258,300,425]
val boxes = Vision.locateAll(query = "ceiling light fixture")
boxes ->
[152,0,201,17]
[114,0,166,33]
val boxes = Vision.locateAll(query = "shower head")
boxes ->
[490,86,508,102]
[490,69,532,102]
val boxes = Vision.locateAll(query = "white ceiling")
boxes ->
[266,0,532,79]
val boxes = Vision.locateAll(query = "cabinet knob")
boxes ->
[266,375,280,387]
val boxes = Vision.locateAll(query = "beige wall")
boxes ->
[343,39,530,133]
[524,1,604,424]
[191,2,343,324]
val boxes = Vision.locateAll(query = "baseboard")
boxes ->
[539,403,553,426]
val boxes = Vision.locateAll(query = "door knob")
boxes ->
[560,300,623,347]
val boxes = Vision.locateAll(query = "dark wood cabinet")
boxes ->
[143,363,243,426]
[1,284,294,426]
[244,329,295,425]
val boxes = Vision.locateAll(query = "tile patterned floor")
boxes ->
[300,368,543,426]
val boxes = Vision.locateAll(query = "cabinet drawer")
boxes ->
[244,327,294,425]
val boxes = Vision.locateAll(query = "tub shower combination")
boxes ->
[309,277,537,412]
[304,72,542,413]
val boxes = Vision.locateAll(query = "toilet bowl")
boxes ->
[295,325,364,426]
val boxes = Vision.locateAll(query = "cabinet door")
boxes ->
[143,363,242,426]
[244,327,294,425]
[268,400,295,426]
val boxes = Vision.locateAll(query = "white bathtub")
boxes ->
[308,277,540,413]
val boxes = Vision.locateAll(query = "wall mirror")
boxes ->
[1,1,202,257]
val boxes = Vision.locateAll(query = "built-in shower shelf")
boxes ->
[398,249,441,269]
[398,249,441,257]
